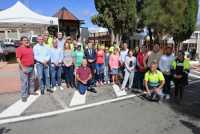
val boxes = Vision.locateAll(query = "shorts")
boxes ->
[111,68,118,75]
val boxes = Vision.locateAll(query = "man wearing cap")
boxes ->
[159,44,175,99]
[144,61,165,103]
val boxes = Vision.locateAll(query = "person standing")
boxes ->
[119,43,129,80]
[84,42,96,85]
[159,44,175,99]
[43,31,53,48]
[104,47,110,84]
[136,45,148,90]
[33,35,53,95]
[145,43,162,68]
[63,41,75,88]
[144,61,165,103]
[73,43,85,68]
[16,36,37,102]
[171,51,190,102]
[109,48,120,85]
[96,45,105,85]
[50,39,64,91]
[121,50,137,91]
[57,32,65,51]
[76,59,97,95]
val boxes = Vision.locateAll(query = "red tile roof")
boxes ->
[54,7,79,21]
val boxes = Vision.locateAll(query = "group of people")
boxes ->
[16,31,190,103]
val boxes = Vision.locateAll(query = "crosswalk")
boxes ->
[0,84,128,119]
[0,72,199,121]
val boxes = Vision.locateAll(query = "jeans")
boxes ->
[36,63,50,92]
[148,86,164,100]
[19,67,35,98]
[137,71,145,90]
[104,65,110,82]
[163,74,171,95]
[51,65,62,87]
[63,65,74,83]
[121,69,135,89]
[96,63,104,81]
[78,80,93,95]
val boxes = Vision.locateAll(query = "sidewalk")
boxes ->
[0,63,20,94]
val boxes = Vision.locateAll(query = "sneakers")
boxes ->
[22,97,27,102]
[165,94,170,100]
[59,86,64,91]
[52,87,57,92]
[47,89,54,93]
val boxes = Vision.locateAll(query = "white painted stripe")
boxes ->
[189,73,200,79]
[0,93,142,125]
[112,84,127,97]
[192,70,200,74]
[0,91,40,118]
[69,91,86,106]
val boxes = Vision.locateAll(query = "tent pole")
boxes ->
[58,23,60,32]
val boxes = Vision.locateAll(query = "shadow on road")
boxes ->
[168,83,200,119]
[0,127,11,134]
[180,120,200,134]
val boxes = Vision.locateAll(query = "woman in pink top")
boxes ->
[96,45,105,85]
[109,48,120,84]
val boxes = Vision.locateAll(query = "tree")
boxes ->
[141,0,198,45]
[92,0,137,44]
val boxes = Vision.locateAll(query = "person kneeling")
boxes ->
[76,59,97,95]
[144,61,165,103]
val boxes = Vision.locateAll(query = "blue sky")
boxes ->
[0,0,98,28]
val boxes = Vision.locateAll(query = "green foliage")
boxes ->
[92,0,137,35]
[141,0,198,43]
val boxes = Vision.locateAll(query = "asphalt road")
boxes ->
[1,82,200,134]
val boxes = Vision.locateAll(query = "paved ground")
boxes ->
[0,63,20,94]
[0,62,199,134]
[0,83,200,134]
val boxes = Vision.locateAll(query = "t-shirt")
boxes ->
[73,50,84,67]
[144,70,165,88]
[137,51,146,72]
[109,54,120,69]
[76,66,91,81]
[16,46,34,67]
[147,51,162,67]
[96,50,104,64]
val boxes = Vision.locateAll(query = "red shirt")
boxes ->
[137,51,146,72]
[16,46,34,67]
[76,66,91,81]
[96,50,104,64]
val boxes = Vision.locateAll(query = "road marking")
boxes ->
[191,70,200,74]
[189,73,200,79]
[69,91,86,106]
[0,91,40,118]
[112,84,127,97]
[0,93,142,125]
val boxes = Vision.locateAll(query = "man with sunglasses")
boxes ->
[16,36,37,102]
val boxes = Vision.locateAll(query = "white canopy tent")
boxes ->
[0,1,59,40]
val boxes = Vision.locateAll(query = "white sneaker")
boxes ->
[165,94,170,100]
[107,81,110,84]
[59,86,64,91]
[52,87,57,91]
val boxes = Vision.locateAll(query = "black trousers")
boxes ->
[174,79,184,100]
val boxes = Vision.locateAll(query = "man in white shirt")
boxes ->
[159,44,175,99]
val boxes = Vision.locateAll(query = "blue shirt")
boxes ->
[33,44,50,63]
[50,47,63,64]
